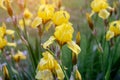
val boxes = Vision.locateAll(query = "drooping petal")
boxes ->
[35,70,54,80]
[43,36,56,49]
[6,30,14,35]
[67,41,81,55]
[106,30,114,41]
[98,9,110,19]
[55,61,65,80]
[31,17,42,28]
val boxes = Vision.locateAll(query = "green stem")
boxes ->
[11,17,36,76]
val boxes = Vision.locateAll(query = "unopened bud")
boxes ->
[72,52,77,65]
[76,32,81,46]
[86,13,94,31]
[2,64,10,80]
[5,0,13,17]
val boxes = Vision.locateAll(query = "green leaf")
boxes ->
[61,45,73,78]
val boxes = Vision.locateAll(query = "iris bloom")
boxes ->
[19,8,33,30]
[31,4,55,29]
[43,23,81,55]
[90,0,113,19]
[37,4,55,23]
[52,10,70,26]
[36,51,64,80]
[0,23,16,49]
[106,20,120,41]
[13,51,26,62]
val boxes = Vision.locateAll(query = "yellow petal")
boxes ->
[75,69,82,80]
[91,0,109,12]
[19,19,24,30]
[23,8,33,19]
[0,22,6,37]
[7,42,16,47]
[98,9,110,19]
[52,10,70,26]
[31,17,42,28]
[90,11,95,17]
[55,61,65,80]
[67,41,81,55]
[35,70,54,80]
[37,51,55,71]
[0,38,7,49]
[109,20,120,36]
[0,0,7,10]
[106,30,114,41]
[6,30,14,35]
[43,36,55,49]
[54,23,74,45]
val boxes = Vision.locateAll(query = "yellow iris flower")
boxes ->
[54,23,74,45]
[90,0,113,19]
[37,4,55,23]
[106,20,120,41]
[13,51,26,62]
[19,8,33,30]
[0,23,16,49]
[52,10,70,26]
[91,0,109,13]
[43,23,81,55]
[36,51,64,80]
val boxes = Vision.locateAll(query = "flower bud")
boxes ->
[86,13,94,31]
[2,64,10,80]
[5,0,13,17]
[76,32,81,46]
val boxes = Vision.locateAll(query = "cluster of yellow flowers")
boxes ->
[31,0,81,79]
[90,0,113,20]
[0,23,16,49]
[41,9,81,56]
[88,0,120,41]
